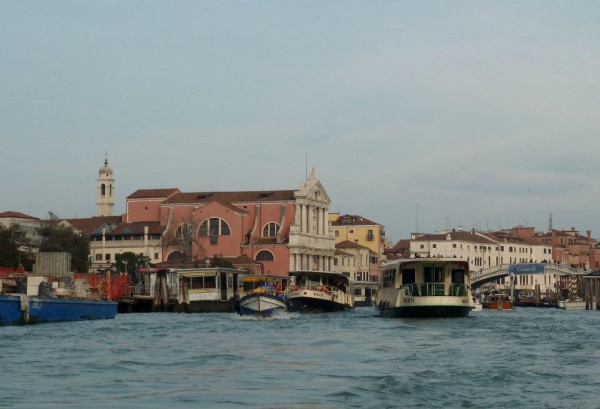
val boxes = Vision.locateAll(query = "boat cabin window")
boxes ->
[382,269,396,288]
[401,269,415,285]
[451,269,465,284]
[424,265,445,283]
[188,275,216,289]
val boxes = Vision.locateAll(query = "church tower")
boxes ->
[97,156,115,217]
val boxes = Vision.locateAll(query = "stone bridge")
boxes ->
[471,263,587,288]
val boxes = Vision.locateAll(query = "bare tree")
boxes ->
[162,213,206,267]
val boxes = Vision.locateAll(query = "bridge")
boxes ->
[471,263,587,288]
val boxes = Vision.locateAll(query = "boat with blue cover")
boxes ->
[0,275,118,326]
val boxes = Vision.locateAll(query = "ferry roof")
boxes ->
[288,270,351,281]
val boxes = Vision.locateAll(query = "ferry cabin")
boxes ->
[176,268,245,312]
[377,258,474,318]
[241,275,290,296]
[352,281,379,307]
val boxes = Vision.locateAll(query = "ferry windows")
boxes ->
[424,266,434,283]
[451,269,465,284]
[256,250,274,261]
[382,269,395,288]
[401,268,415,285]
[188,276,216,289]
[262,222,280,237]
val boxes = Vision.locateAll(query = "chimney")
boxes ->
[587,230,591,239]
[458,225,463,232]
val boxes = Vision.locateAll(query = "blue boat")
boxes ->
[0,294,118,326]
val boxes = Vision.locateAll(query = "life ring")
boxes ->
[293,286,300,291]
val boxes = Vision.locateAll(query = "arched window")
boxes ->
[262,222,280,238]
[256,250,274,261]
[167,251,184,261]
[101,184,106,196]
[199,218,231,236]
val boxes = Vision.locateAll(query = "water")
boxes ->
[1,307,599,408]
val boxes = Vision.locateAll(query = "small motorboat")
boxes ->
[237,285,289,317]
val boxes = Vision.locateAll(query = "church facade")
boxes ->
[81,160,336,276]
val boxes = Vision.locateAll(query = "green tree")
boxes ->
[115,252,138,275]
[0,224,33,270]
[37,222,90,273]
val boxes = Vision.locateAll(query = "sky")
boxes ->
[1,1,600,244]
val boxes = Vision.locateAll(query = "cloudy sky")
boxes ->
[1,1,599,243]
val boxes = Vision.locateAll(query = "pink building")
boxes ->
[125,170,336,277]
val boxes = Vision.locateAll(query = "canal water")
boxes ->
[2,307,599,408]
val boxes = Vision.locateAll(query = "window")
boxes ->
[262,222,280,237]
[188,275,216,289]
[199,218,231,236]
[349,230,354,235]
[335,230,339,237]
[382,269,396,288]
[105,254,111,261]
[154,252,159,259]
[367,229,374,240]
[453,244,457,248]
[256,250,274,261]
[334,258,338,266]
[95,254,102,261]
[432,244,437,249]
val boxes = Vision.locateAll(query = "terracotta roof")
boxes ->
[391,239,411,252]
[63,216,123,235]
[164,190,296,205]
[335,249,353,256]
[336,240,370,250]
[127,188,180,199]
[0,211,39,220]
[331,214,381,227]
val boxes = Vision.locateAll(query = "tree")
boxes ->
[115,252,138,275]
[162,214,206,266]
[37,223,90,273]
[0,224,33,270]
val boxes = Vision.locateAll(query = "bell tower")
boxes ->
[97,154,115,216]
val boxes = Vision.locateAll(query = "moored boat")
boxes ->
[285,270,353,312]
[237,285,289,316]
[483,293,513,310]
[558,298,586,310]
[0,275,118,326]
[376,257,474,318]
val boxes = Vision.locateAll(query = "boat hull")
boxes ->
[558,299,586,310]
[287,296,351,313]
[0,294,118,326]
[379,305,473,318]
[238,293,288,316]
[484,301,513,310]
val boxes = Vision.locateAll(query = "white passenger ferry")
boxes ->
[376,258,474,318]
[285,270,353,312]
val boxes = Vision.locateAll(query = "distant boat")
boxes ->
[376,258,475,318]
[483,293,513,310]
[0,275,117,326]
[285,271,354,312]
[237,285,289,317]
[472,296,483,312]
[558,298,586,310]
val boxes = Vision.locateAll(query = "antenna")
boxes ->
[549,213,553,231]
[305,152,308,181]
[416,202,419,233]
